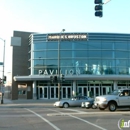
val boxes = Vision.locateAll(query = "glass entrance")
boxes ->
[50,86,58,99]
[89,85,100,98]
[62,87,72,99]
[39,86,48,99]
[101,86,112,95]
[78,86,88,96]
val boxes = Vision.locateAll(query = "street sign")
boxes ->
[0,62,3,65]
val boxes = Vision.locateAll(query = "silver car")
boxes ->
[54,96,92,108]
[81,100,97,109]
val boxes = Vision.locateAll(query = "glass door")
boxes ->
[89,86,100,98]
[101,86,112,95]
[39,86,48,99]
[50,86,58,99]
[62,87,72,99]
[78,86,88,96]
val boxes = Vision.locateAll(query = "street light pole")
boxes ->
[0,38,5,104]
[58,29,65,101]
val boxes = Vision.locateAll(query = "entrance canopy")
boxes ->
[14,75,130,81]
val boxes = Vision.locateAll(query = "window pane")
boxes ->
[102,42,113,49]
[88,41,101,49]
[102,59,115,67]
[115,42,128,50]
[102,51,114,58]
[116,59,128,67]
[88,51,101,58]
[34,51,46,58]
[116,67,128,74]
[34,42,46,50]
[47,42,58,49]
[60,41,73,49]
[115,51,129,58]
[46,59,57,66]
[74,50,87,58]
[89,59,101,67]
[60,51,72,58]
[73,41,88,50]
[46,51,57,58]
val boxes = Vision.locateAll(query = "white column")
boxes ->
[113,81,118,90]
[33,81,37,99]
[73,81,76,96]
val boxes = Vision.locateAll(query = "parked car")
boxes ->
[81,99,97,109]
[54,96,93,108]
[94,89,130,111]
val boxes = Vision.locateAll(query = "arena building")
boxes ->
[8,31,130,100]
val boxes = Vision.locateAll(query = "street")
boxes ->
[0,105,130,130]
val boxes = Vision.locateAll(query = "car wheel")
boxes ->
[92,105,97,109]
[108,102,116,112]
[99,107,105,110]
[63,103,69,108]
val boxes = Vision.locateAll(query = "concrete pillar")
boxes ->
[114,81,118,90]
[33,81,37,99]
[72,81,76,96]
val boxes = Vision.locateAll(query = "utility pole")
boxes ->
[58,29,65,101]
[0,38,5,104]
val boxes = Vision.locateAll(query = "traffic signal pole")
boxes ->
[0,38,5,104]
[58,29,65,101]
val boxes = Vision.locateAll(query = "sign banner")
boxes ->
[47,33,88,41]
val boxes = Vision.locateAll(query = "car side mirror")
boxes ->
[119,93,123,96]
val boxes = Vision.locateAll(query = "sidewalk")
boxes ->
[0,98,58,108]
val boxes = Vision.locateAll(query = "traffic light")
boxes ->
[2,76,6,84]
[0,78,2,84]
[61,74,65,82]
[50,76,53,82]
[4,76,6,82]
[53,76,58,82]
[94,0,103,17]
[95,0,102,4]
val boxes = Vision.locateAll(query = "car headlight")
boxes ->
[101,98,107,102]
[85,102,90,105]
[54,101,60,106]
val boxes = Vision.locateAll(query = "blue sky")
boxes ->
[0,0,130,77]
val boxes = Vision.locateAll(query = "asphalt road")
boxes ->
[0,106,130,130]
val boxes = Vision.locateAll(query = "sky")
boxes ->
[0,0,130,78]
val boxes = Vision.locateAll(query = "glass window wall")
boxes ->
[31,33,130,75]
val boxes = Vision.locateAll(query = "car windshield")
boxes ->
[108,90,122,95]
